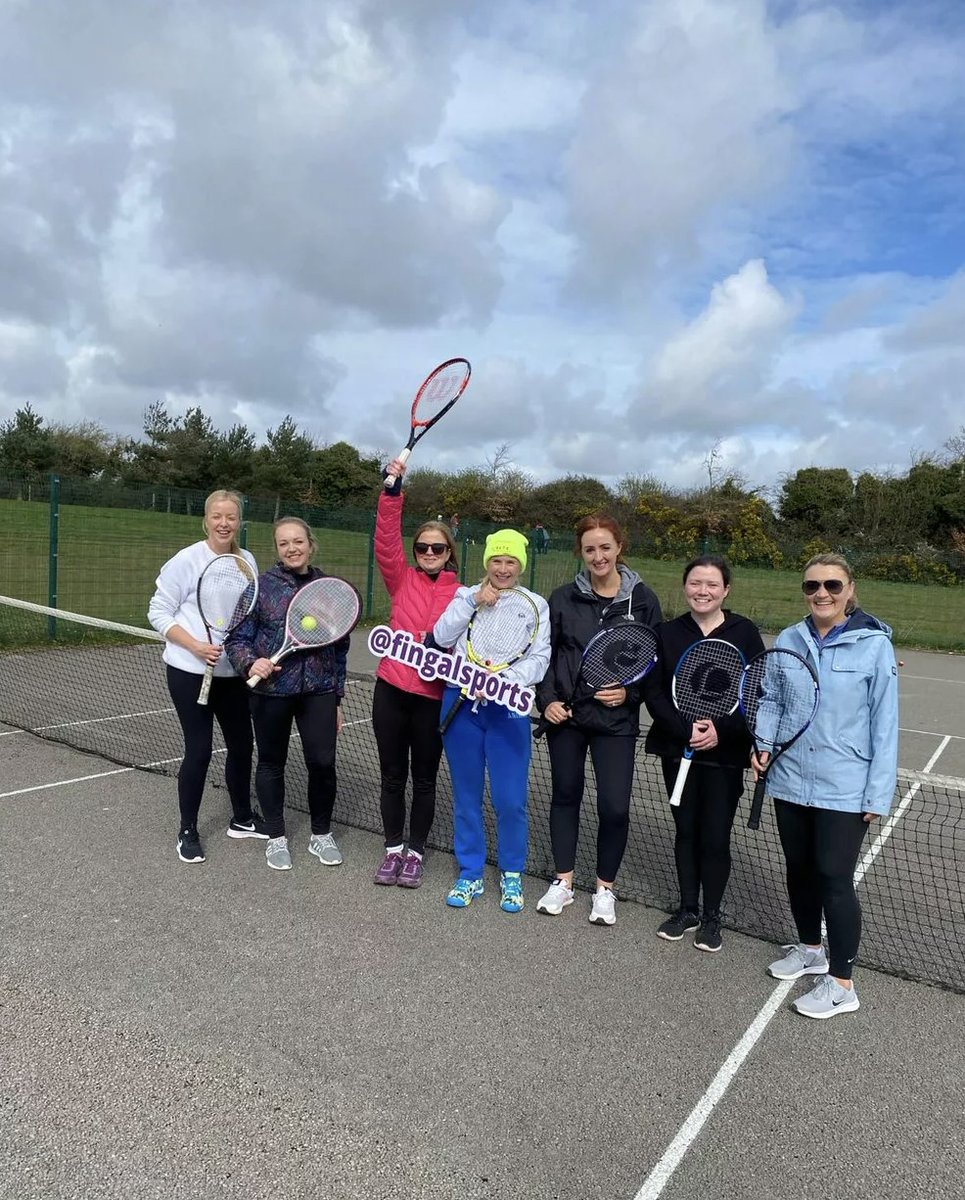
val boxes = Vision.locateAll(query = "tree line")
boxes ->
[1,403,963,582]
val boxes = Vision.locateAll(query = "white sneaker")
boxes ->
[536,879,575,915]
[308,832,343,866]
[589,888,616,926]
[266,837,292,871]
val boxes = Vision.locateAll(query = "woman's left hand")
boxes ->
[862,812,879,823]
[689,720,719,751]
[594,685,626,709]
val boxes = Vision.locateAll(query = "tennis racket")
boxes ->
[668,638,745,807]
[383,358,471,487]
[438,588,541,734]
[247,576,362,689]
[739,648,820,830]
[533,620,658,739]
[196,554,258,705]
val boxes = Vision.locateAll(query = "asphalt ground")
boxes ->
[2,643,965,1199]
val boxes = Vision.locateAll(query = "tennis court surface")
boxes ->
[2,602,964,1198]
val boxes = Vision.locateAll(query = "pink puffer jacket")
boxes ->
[375,492,461,698]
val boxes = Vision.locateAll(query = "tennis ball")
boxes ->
[301,615,318,632]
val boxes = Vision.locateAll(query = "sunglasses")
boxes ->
[414,542,448,556]
[802,578,846,596]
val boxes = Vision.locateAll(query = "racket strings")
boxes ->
[580,626,658,689]
[286,581,361,646]
[466,596,537,667]
[198,559,256,630]
[673,640,744,720]
[414,363,470,421]
[741,652,818,748]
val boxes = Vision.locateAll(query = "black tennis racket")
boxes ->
[739,648,820,830]
[196,554,258,705]
[668,638,745,807]
[247,576,362,688]
[438,588,541,734]
[383,358,472,487]
[533,620,658,739]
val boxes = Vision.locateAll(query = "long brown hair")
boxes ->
[574,513,627,562]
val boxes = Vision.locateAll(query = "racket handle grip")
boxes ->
[197,665,214,706]
[532,716,549,740]
[246,673,262,689]
[669,755,692,807]
[439,694,464,735]
[747,776,767,830]
[384,448,411,489]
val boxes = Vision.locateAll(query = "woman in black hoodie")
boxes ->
[535,514,662,927]
[645,555,764,952]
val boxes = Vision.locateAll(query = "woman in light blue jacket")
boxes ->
[753,554,898,1020]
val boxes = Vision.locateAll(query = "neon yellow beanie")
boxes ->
[483,529,528,571]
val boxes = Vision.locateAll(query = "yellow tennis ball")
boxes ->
[301,615,318,631]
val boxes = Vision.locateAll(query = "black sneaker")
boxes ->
[694,915,723,953]
[656,909,699,941]
[227,813,270,840]
[177,828,205,863]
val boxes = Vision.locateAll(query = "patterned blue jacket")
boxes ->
[225,563,349,699]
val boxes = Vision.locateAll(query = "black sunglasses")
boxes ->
[414,542,448,555]
[802,578,846,596]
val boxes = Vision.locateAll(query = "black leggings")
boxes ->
[249,692,339,839]
[660,758,743,918]
[371,678,444,854]
[547,724,636,882]
[166,666,254,831]
[774,799,869,980]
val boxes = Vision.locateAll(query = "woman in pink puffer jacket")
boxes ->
[372,458,461,889]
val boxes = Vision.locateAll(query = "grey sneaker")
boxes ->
[536,879,574,916]
[266,836,292,871]
[309,833,343,866]
[589,888,616,926]
[768,943,829,980]
[794,975,860,1019]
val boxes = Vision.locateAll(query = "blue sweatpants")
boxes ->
[441,687,531,877]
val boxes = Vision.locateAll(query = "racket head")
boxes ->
[411,358,471,429]
[739,647,819,753]
[578,622,658,690]
[465,588,540,672]
[671,637,745,721]
[196,554,258,636]
[283,577,363,650]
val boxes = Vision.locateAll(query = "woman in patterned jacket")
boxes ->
[371,457,461,889]
[225,517,349,873]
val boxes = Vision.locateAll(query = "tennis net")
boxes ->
[2,595,963,993]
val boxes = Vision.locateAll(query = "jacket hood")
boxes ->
[805,607,893,641]
[574,563,642,603]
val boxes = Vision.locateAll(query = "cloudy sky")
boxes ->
[1,0,963,490]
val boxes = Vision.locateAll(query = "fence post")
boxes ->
[47,473,60,638]
[529,550,537,592]
[365,511,376,618]
[460,537,469,584]
[240,494,250,551]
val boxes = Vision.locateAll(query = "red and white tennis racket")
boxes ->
[383,358,471,487]
[247,577,362,688]
[196,554,258,705]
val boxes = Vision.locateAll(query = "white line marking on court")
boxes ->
[900,726,964,740]
[0,767,135,798]
[631,735,951,1200]
[898,674,965,685]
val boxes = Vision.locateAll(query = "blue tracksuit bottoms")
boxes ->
[440,687,531,877]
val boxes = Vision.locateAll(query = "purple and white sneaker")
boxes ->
[374,851,405,886]
[397,852,424,889]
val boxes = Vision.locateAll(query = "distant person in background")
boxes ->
[536,515,662,926]
[532,522,549,554]
[756,553,898,1019]
[371,460,461,888]
[644,555,764,952]
[450,513,462,542]
[148,488,265,865]
[225,517,349,873]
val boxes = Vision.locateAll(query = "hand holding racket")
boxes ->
[196,554,258,706]
[438,587,541,734]
[739,648,820,830]
[668,638,745,806]
[247,576,362,688]
[384,358,471,487]
[534,621,658,739]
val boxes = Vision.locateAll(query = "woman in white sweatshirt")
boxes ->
[148,489,265,865]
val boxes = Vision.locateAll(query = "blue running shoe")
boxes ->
[446,877,484,908]
[500,871,524,913]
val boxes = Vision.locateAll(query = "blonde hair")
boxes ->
[803,552,857,615]
[203,489,244,555]
[412,521,458,573]
[274,515,318,557]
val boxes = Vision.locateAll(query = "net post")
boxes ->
[47,473,60,640]
[365,510,376,618]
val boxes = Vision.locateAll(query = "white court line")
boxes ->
[898,674,965,685]
[631,735,951,1200]
[0,767,135,798]
[901,727,965,740]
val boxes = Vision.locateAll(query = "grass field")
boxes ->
[1,497,963,651]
